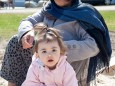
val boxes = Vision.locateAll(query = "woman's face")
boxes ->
[54,0,72,7]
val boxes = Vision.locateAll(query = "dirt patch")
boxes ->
[110,31,115,57]
[0,40,7,60]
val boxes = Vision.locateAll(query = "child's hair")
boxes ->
[33,23,67,55]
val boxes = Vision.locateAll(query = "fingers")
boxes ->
[21,31,34,49]
[27,35,34,45]
[22,37,32,49]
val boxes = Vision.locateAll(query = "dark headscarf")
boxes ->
[43,0,105,31]
[42,0,112,84]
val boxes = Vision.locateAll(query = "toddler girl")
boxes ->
[21,23,78,86]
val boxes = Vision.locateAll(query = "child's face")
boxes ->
[37,40,61,70]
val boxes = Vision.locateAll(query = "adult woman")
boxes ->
[1,0,112,86]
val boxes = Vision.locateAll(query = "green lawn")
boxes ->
[0,13,32,40]
[0,11,115,40]
[100,11,115,31]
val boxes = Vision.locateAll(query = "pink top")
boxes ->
[22,56,78,86]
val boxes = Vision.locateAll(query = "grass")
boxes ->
[0,13,32,40]
[0,14,32,39]
[0,11,115,40]
[100,11,115,31]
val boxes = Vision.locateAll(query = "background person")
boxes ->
[0,0,112,86]
[7,0,14,9]
[0,1,4,8]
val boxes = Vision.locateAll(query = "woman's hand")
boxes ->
[21,30,34,49]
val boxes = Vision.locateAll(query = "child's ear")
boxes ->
[60,52,67,56]
[60,52,64,56]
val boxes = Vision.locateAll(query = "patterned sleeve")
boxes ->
[0,35,32,86]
